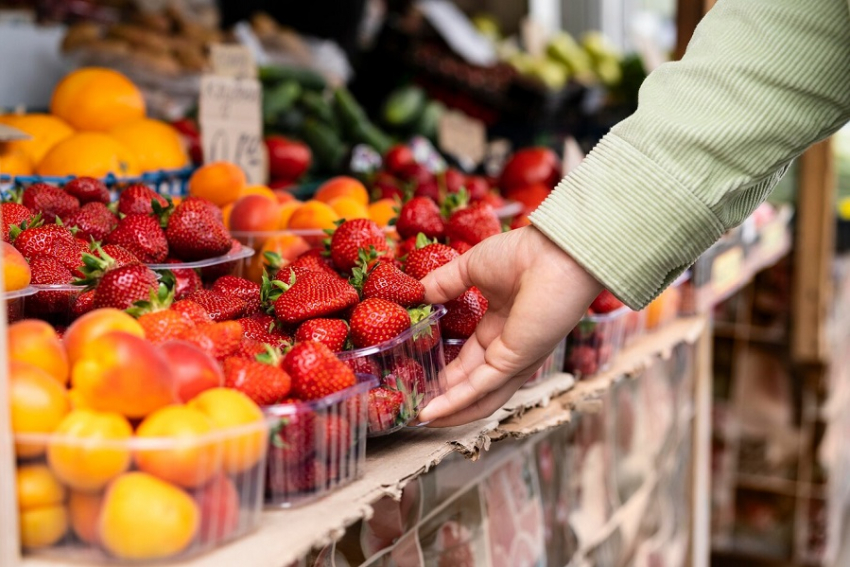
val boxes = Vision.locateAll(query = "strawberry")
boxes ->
[164,260,202,300]
[223,351,292,406]
[283,341,356,400]
[590,290,625,314]
[394,236,418,262]
[138,309,194,344]
[355,260,425,307]
[76,243,140,285]
[21,183,79,222]
[319,413,353,457]
[104,214,169,263]
[443,341,463,364]
[239,313,292,348]
[186,289,247,322]
[211,276,261,315]
[232,339,268,361]
[349,298,411,348]
[181,321,243,361]
[0,203,34,242]
[65,202,117,241]
[64,177,110,205]
[367,387,404,432]
[92,263,158,310]
[71,289,96,319]
[566,345,598,376]
[289,248,337,277]
[173,299,211,325]
[329,218,389,273]
[396,197,444,240]
[445,202,501,245]
[409,305,440,353]
[404,240,459,281]
[269,270,359,325]
[28,255,75,315]
[268,459,327,495]
[442,287,488,339]
[96,244,140,267]
[12,223,75,259]
[165,198,232,261]
[268,410,316,469]
[450,240,473,255]
[343,356,381,378]
[387,358,426,395]
[117,184,168,216]
[199,238,242,282]
[183,196,224,224]
[294,319,348,351]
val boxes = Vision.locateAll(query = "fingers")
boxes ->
[420,252,473,305]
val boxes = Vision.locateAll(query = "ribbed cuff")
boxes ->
[529,133,725,309]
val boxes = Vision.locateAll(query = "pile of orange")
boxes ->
[1,67,188,179]
[9,313,266,560]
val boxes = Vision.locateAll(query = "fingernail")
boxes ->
[414,420,432,427]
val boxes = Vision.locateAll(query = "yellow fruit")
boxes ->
[20,505,68,549]
[10,361,70,458]
[240,184,277,200]
[50,67,146,132]
[17,464,67,510]
[188,161,246,207]
[99,472,199,560]
[47,409,133,492]
[368,199,398,227]
[0,144,33,176]
[0,114,75,164]
[37,132,140,178]
[109,118,189,171]
[17,464,69,550]
[68,491,103,545]
[286,200,339,231]
[329,196,369,220]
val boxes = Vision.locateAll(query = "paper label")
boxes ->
[210,44,256,79]
[711,247,744,296]
[199,75,265,184]
[437,111,486,168]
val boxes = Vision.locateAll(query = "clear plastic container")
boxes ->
[337,305,447,437]
[263,374,378,508]
[232,227,397,252]
[443,337,567,389]
[25,284,85,327]
[15,419,268,564]
[4,286,38,322]
[148,245,255,284]
[622,309,647,347]
[563,307,628,380]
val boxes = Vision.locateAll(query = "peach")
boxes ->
[276,201,301,229]
[229,194,280,233]
[9,319,69,385]
[3,241,31,291]
[159,341,224,403]
[69,490,103,545]
[194,473,240,543]
[64,308,145,366]
[273,189,297,204]
[71,331,176,419]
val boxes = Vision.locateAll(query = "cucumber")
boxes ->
[263,81,301,125]
[299,90,337,128]
[333,87,369,132]
[258,65,327,91]
[413,100,445,140]
[382,86,426,127]
[300,117,347,171]
[351,121,393,155]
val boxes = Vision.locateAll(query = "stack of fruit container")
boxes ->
[563,290,630,380]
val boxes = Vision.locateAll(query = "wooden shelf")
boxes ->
[21,317,707,567]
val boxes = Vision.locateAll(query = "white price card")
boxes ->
[437,110,487,169]
[210,43,257,79]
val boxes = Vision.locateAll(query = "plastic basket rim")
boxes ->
[336,304,447,360]
[262,373,379,417]
[146,246,255,270]
[230,226,396,239]
[3,286,39,300]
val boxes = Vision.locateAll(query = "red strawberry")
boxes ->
[464,175,491,201]
[183,196,224,224]
[97,244,140,267]
[445,202,501,246]
[268,410,316,470]
[0,203,34,242]
[357,260,425,307]
[268,458,327,495]
[367,387,404,432]
[164,259,202,300]
[199,238,242,282]
[343,356,381,378]
[349,298,411,348]
[239,313,292,348]
[181,321,243,361]
[394,236,418,261]
[64,177,110,205]
[566,345,598,376]
[65,202,117,241]
[165,199,232,261]
[443,341,463,364]
[28,255,75,315]
[223,354,292,406]
[186,289,247,322]
[295,319,348,351]
[21,183,79,222]
[590,290,625,314]
[104,214,169,263]
[211,276,261,315]
[117,184,168,216]
[289,248,337,277]
[173,299,211,325]
[450,240,473,255]
[329,218,389,273]
[138,309,194,344]
[71,289,96,319]
[270,271,359,325]
[388,358,426,395]
[319,413,353,456]
[404,242,459,280]
[232,339,267,361]
[442,287,488,339]
[12,224,75,259]
[283,341,356,400]
[396,197,444,240]
[92,263,158,310]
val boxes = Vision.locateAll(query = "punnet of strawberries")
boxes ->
[563,290,629,379]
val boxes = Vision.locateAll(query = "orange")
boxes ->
[2,241,32,291]
[10,361,70,458]
[50,67,146,132]
[64,308,145,366]
[9,319,68,385]
[69,491,103,545]
[0,113,75,164]
[245,233,310,282]
[241,184,277,200]
[187,388,266,474]
[286,200,339,231]
[135,405,222,488]
[99,472,199,560]
[188,161,246,207]
[47,409,133,492]
[36,132,140,178]
[329,196,369,220]
[110,118,189,172]
[368,198,398,228]
[0,144,33,176]
[277,201,301,229]
[17,464,68,549]
[314,176,369,206]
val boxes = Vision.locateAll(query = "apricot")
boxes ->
[69,490,103,545]
[329,196,369,220]
[2,241,31,291]
[245,233,310,283]
[314,176,369,206]
[277,201,301,229]
[64,308,144,366]
[17,466,69,549]
[286,200,339,231]
[9,319,69,385]
[229,194,280,233]
[10,361,70,458]
[368,199,399,228]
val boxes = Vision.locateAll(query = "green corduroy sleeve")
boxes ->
[530,0,850,309]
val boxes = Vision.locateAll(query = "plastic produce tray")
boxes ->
[563,307,628,380]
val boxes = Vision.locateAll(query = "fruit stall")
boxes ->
[0,1,847,567]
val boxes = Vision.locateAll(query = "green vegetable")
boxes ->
[413,100,445,140]
[333,87,369,132]
[259,66,327,91]
[382,86,426,127]
[299,90,337,128]
[300,117,347,171]
[263,81,301,125]
[350,121,393,155]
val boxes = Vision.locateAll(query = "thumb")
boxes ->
[420,253,473,304]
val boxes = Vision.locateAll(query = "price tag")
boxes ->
[210,43,257,79]
[437,110,486,169]
[760,221,786,257]
[199,75,265,184]
[562,137,585,177]
[711,247,744,296]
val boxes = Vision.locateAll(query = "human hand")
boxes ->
[418,226,602,427]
